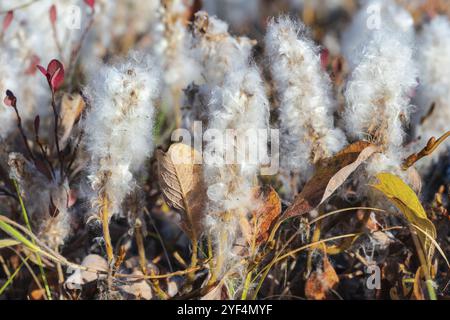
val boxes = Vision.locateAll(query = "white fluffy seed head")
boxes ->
[84,53,160,217]
[181,12,257,132]
[202,48,269,277]
[190,11,256,86]
[342,0,415,69]
[413,16,450,169]
[204,62,269,214]
[265,16,347,179]
[343,28,418,156]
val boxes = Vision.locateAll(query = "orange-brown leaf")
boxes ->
[252,186,282,245]
[305,255,339,300]
[284,141,379,218]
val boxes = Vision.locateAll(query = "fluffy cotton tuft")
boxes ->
[413,16,450,169]
[181,11,255,131]
[8,153,72,248]
[343,29,417,155]
[203,48,269,278]
[190,11,255,86]
[342,0,414,69]
[265,17,347,180]
[84,53,160,218]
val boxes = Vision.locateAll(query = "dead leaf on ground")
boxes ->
[305,254,339,300]
[157,143,206,241]
[119,270,153,300]
[65,254,108,290]
[284,141,380,218]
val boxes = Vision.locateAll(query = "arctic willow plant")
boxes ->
[343,25,418,175]
[203,54,269,285]
[265,17,346,183]
[84,53,160,263]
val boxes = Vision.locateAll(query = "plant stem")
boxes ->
[410,227,437,300]
[12,105,35,162]
[51,92,64,178]
[101,196,114,264]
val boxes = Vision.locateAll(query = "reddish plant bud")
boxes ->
[320,48,330,70]
[37,59,65,92]
[84,0,95,10]
[2,10,13,32]
[4,90,17,107]
[49,4,57,25]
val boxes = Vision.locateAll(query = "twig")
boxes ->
[8,94,36,162]
[402,131,450,170]
[51,92,64,177]
[65,130,84,181]
[34,118,56,179]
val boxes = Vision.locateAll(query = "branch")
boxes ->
[402,131,450,170]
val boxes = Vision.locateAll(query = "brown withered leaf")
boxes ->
[157,143,205,240]
[60,93,85,147]
[252,186,282,245]
[305,255,339,300]
[284,141,380,218]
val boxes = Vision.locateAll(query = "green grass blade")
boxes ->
[0,256,30,296]
[0,239,21,249]
[12,180,52,300]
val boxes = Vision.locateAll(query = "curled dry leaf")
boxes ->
[60,93,85,147]
[284,141,380,218]
[252,186,282,245]
[157,143,206,241]
[305,254,339,300]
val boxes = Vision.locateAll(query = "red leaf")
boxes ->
[84,0,95,9]
[48,59,64,91]
[2,10,13,32]
[38,60,65,92]
[49,4,57,25]
[37,65,47,76]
